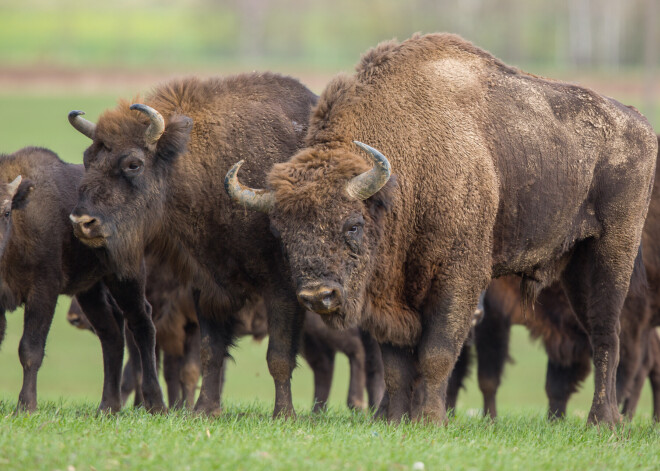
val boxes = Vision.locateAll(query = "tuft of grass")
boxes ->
[0,401,658,471]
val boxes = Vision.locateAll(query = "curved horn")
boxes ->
[130,104,165,145]
[224,160,275,213]
[68,111,96,139]
[6,175,22,199]
[346,141,391,200]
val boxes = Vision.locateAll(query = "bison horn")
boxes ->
[224,160,275,213]
[130,104,165,145]
[68,111,96,139]
[347,141,391,200]
[6,175,22,199]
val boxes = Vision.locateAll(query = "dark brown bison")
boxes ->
[68,73,318,416]
[227,34,658,424]
[68,284,385,411]
[0,147,164,413]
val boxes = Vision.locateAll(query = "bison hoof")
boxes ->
[14,403,36,415]
[347,398,366,411]
[272,405,296,420]
[98,401,121,414]
[15,398,37,415]
[194,403,223,417]
[587,405,623,427]
[414,410,447,426]
[145,402,168,415]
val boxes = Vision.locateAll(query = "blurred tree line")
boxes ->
[0,0,656,72]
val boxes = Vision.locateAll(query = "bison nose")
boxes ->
[297,283,343,314]
[70,213,102,239]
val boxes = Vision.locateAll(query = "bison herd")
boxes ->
[1,33,659,427]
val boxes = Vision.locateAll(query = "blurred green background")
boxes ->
[0,0,658,417]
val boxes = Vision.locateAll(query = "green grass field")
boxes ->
[1,89,659,470]
[1,402,659,471]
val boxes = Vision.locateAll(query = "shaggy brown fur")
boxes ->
[257,33,657,424]
[70,74,319,416]
[0,147,164,413]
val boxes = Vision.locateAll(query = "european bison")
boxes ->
[227,33,657,424]
[68,73,318,416]
[0,147,164,413]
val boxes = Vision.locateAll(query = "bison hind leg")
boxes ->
[560,237,640,426]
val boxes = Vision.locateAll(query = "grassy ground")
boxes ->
[0,402,659,471]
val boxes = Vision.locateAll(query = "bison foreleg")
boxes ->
[122,327,143,407]
[446,342,471,416]
[76,283,125,413]
[301,330,336,412]
[265,293,305,419]
[106,275,166,413]
[193,301,233,417]
[417,285,477,425]
[16,288,58,413]
[180,320,201,409]
[545,350,591,420]
[380,342,417,422]
[473,293,511,419]
[360,329,385,410]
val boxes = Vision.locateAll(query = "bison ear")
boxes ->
[366,174,397,223]
[156,114,193,163]
[12,178,35,210]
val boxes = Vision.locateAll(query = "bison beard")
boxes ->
[228,33,658,426]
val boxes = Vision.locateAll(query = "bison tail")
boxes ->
[0,311,6,347]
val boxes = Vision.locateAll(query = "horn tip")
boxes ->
[68,110,85,119]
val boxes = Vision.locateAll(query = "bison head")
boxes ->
[0,176,33,254]
[68,103,192,277]
[225,142,394,329]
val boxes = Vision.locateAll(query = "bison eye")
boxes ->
[3,211,9,218]
[121,157,144,177]
[343,215,364,237]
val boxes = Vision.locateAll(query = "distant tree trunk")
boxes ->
[643,0,658,123]
[503,0,522,64]
[599,0,622,67]
[237,0,270,60]
[568,0,593,66]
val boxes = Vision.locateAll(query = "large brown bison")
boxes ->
[0,147,164,413]
[226,34,658,424]
[68,73,318,416]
